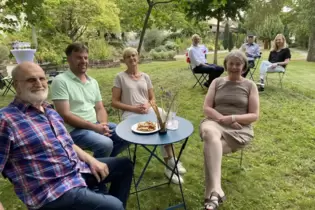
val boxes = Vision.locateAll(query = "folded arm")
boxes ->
[234,82,260,125]
[111,87,136,112]
[189,48,205,66]
[53,100,97,130]
[203,79,224,120]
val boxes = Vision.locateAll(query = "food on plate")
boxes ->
[136,121,157,132]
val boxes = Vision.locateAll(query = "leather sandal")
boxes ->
[204,192,226,210]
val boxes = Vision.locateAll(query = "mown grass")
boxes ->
[1,49,315,210]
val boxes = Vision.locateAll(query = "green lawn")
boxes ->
[1,50,315,210]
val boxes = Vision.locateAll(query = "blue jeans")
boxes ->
[38,157,133,210]
[70,122,129,157]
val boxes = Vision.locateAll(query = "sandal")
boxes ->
[204,192,226,210]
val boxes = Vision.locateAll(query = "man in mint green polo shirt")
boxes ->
[51,43,128,157]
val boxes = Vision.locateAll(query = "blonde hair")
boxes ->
[272,34,287,51]
[191,34,201,40]
[123,47,138,59]
[223,50,248,72]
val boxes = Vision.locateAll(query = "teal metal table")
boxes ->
[116,113,194,210]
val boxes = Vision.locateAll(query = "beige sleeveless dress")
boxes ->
[200,77,255,150]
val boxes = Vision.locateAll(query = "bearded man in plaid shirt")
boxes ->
[0,62,133,210]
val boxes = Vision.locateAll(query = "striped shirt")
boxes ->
[0,98,91,209]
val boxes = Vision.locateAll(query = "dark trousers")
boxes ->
[38,157,133,210]
[242,60,255,78]
[193,63,224,85]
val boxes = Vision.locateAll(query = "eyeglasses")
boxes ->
[17,77,48,84]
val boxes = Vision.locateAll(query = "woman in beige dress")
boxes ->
[112,47,187,184]
[200,50,260,210]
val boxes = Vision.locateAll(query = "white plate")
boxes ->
[131,122,160,134]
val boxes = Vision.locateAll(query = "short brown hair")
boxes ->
[223,50,248,72]
[65,43,89,56]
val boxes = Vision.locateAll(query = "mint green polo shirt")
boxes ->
[50,70,102,132]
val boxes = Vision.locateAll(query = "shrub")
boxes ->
[149,49,176,60]
[167,50,176,59]
[36,47,61,64]
[143,29,166,52]
[154,45,167,52]
[0,45,10,64]
[164,41,179,52]
[88,39,113,60]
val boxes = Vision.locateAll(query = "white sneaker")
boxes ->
[164,168,184,185]
[167,158,187,174]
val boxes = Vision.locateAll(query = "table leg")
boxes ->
[169,138,188,210]
[135,145,158,188]
[130,144,141,210]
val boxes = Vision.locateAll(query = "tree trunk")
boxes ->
[213,16,221,64]
[137,4,154,56]
[263,40,269,49]
[307,31,315,62]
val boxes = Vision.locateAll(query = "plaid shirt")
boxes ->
[0,99,91,209]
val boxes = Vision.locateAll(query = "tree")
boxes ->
[136,0,178,55]
[294,0,315,62]
[185,0,250,64]
[0,0,45,32]
[228,32,234,51]
[40,0,120,42]
[223,23,230,50]
[255,15,284,49]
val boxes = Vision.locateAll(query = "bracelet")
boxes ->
[231,115,236,123]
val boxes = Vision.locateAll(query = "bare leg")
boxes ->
[163,144,173,163]
[201,121,233,199]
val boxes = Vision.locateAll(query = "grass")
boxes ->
[1,49,315,210]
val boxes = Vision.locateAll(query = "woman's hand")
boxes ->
[216,115,233,125]
[133,105,147,114]
[231,122,243,129]
[270,63,278,68]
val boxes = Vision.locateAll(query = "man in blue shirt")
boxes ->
[240,35,260,78]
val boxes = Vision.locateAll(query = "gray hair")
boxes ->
[223,50,248,72]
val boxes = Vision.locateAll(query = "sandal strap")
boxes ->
[210,191,226,204]
[204,198,218,210]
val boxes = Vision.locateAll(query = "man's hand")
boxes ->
[245,52,250,57]
[92,124,107,135]
[89,159,109,183]
[231,122,243,129]
[216,115,233,125]
[100,123,112,137]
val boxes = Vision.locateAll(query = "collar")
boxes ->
[66,70,91,82]
[246,43,255,46]
[11,97,52,113]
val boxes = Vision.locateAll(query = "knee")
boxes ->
[105,196,124,210]
[96,137,114,151]
[201,126,221,143]
[120,157,133,172]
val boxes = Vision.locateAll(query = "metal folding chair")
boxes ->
[266,67,287,88]
[248,52,262,81]
[224,149,244,169]
[189,64,208,89]
[0,74,15,96]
